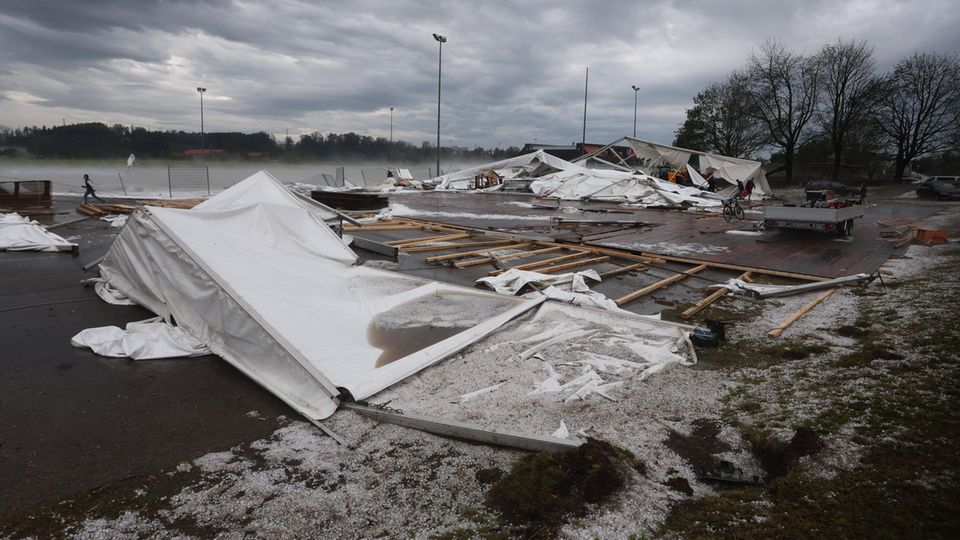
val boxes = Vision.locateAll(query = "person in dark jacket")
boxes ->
[82,174,105,204]
[859,183,867,204]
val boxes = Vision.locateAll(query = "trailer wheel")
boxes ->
[836,221,847,237]
[846,219,854,236]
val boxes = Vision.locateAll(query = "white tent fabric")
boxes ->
[71,317,211,360]
[0,213,77,252]
[530,171,722,207]
[627,139,693,169]
[432,150,589,190]
[96,171,542,419]
[699,153,772,197]
[197,169,343,221]
[476,268,631,314]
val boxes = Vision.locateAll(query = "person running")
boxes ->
[82,174,105,204]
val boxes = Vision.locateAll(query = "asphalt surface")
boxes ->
[0,213,290,518]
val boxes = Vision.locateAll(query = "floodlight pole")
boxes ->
[389,106,394,162]
[433,33,447,177]
[631,85,640,138]
[196,87,207,150]
[582,67,588,146]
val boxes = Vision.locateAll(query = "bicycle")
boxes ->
[721,197,745,222]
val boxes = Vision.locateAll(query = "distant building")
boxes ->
[244,152,270,159]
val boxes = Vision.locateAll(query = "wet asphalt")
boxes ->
[0,214,290,517]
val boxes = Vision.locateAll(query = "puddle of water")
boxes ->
[368,323,470,367]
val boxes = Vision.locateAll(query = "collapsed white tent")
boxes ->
[0,212,77,252]
[432,150,589,190]
[94,170,542,419]
[625,137,772,197]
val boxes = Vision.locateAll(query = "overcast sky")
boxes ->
[1,0,957,149]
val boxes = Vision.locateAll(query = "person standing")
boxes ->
[859,183,867,205]
[82,174,104,204]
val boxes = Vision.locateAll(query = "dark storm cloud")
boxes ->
[1,0,957,148]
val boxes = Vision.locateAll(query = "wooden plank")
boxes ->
[454,246,563,269]
[630,252,828,282]
[343,224,421,232]
[680,271,752,319]
[342,402,580,453]
[598,262,648,279]
[488,251,592,276]
[537,255,611,274]
[616,264,709,306]
[387,232,470,247]
[425,243,531,264]
[403,239,515,254]
[768,288,837,338]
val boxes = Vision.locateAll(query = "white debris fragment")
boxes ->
[552,420,570,439]
[457,382,504,403]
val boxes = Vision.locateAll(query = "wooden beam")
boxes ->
[387,232,470,247]
[768,288,837,338]
[631,252,827,282]
[680,271,752,319]
[453,246,563,269]
[343,224,420,232]
[536,255,611,274]
[342,402,580,453]
[425,243,531,264]
[488,251,591,276]
[616,264,709,306]
[403,239,515,254]
[598,262,648,279]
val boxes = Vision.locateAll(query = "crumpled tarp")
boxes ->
[0,213,76,252]
[71,317,212,359]
[477,268,629,313]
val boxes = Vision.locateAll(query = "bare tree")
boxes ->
[745,40,821,183]
[675,74,766,158]
[876,52,960,180]
[817,39,881,180]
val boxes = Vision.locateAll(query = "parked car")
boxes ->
[916,179,960,200]
[805,179,856,201]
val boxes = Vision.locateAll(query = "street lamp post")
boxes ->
[196,87,207,150]
[390,107,394,146]
[631,85,640,138]
[433,33,446,177]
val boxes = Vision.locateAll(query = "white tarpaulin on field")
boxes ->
[95,170,543,419]
[0,213,76,252]
[71,317,212,359]
[530,170,722,207]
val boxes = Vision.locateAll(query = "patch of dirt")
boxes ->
[664,418,731,476]
[484,438,641,538]
[746,427,824,482]
[474,467,503,485]
[663,476,694,496]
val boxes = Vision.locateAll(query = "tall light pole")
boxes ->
[196,87,207,150]
[581,67,588,146]
[433,33,446,177]
[389,107,394,146]
[631,85,640,138]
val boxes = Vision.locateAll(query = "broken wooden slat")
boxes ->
[343,224,421,232]
[425,243,531,264]
[387,232,470,247]
[680,271,752,319]
[597,262,648,279]
[767,288,837,338]
[615,264,709,306]
[488,250,592,276]
[403,239,515,254]
[342,402,580,453]
[453,246,564,269]
[350,236,398,258]
[536,255,611,274]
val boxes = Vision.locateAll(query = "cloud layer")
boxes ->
[1,0,956,148]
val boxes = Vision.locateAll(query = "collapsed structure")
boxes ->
[81,171,696,424]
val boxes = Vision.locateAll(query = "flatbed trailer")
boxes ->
[762,203,866,237]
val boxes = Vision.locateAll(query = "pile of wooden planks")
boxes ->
[76,203,139,216]
[138,199,204,209]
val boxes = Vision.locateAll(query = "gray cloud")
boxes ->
[1,0,957,149]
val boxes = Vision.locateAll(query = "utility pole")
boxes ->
[582,67,588,146]
[631,85,640,138]
[433,33,447,177]
[196,87,207,150]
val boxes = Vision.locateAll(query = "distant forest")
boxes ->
[0,123,523,163]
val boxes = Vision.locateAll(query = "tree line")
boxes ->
[673,39,960,182]
[0,123,521,163]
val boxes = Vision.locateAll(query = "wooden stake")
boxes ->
[403,239,514,254]
[425,243,532,264]
[387,232,470,247]
[454,246,563,269]
[536,255,611,274]
[767,288,836,338]
[615,264,709,306]
[680,271,752,319]
[598,262,647,279]
[487,251,592,276]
